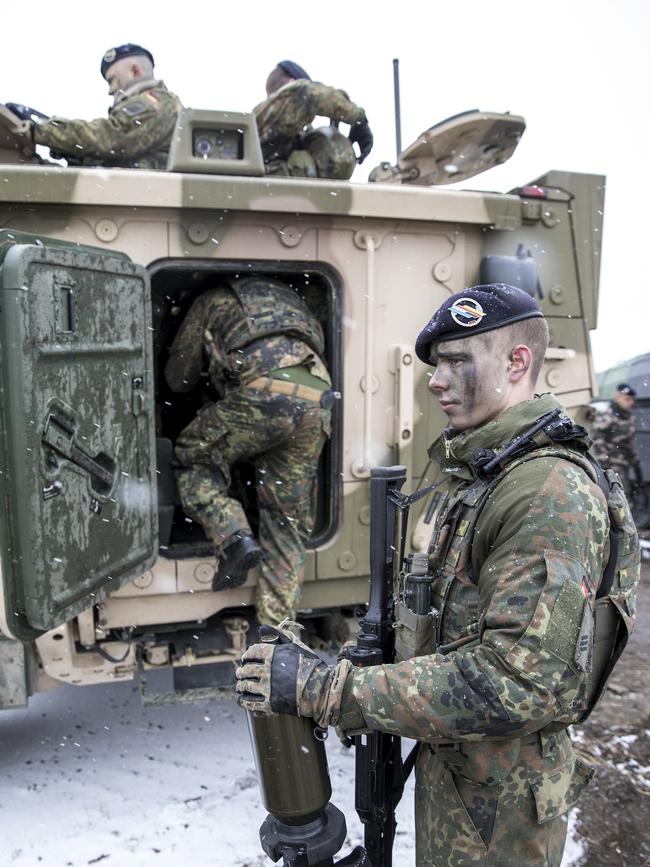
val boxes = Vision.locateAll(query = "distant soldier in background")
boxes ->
[591,383,643,496]
[165,276,332,627]
[254,60,373,179]
[9,44,181,170]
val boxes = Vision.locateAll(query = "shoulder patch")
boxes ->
[121,100,150,117]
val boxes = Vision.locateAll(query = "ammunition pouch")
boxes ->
[393,601,437,662]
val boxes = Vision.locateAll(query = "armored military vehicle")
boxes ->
[0,105,605,709]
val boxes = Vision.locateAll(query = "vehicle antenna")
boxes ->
[393,58,402,159]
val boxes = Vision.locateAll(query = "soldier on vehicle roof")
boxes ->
[10,44,182,170]
[236,283,641,866]
[591,383,643,497]
[254,59,373,179]
[165,276,332,627]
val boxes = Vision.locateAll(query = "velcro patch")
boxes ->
[121,100,150,117]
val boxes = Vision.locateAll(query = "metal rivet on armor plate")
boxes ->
[433,262,452,282]
[359,375,380,394]
[133,570,154,589]
[187,222,209,245]
[194,563,213,584]
[546,368,562,387]
[279,225,302,247]
[359,505,371,525]
[402,353,413,366]
[549,284,565,305]
[95,218,118,242]
[353,231,382,250]
[338,551,358,571]
[542,207,560,228]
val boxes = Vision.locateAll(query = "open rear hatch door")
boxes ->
[0,231,158,641]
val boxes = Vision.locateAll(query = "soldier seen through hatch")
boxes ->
[253,59,373,179]
[164,276,332,627]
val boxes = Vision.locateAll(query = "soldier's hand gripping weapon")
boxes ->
[241,465,430,866]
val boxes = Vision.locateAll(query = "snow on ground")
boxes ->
[0,679,582,866]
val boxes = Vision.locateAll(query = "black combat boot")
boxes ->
[212,533,264,591]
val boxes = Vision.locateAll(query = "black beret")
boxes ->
[415,283,543,363]
[101,44,155,79]
[617,383,637,397]
[278,60,311,81]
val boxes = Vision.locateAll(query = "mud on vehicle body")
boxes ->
[0,106,605,708]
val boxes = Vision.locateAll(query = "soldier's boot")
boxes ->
[212,533,264,592]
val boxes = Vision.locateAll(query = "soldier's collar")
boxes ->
[114,77,162,104]
[428,393,564,477]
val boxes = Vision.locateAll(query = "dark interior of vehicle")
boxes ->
[148,260,342,559]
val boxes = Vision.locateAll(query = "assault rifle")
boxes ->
[247,465,429,867]
[343,465,449,866]
[344,466,410,867]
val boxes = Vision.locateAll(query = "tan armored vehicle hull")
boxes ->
[0,114,604,706]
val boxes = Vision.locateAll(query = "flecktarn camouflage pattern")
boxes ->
[315,393,636,866]
[165,277,331,626]
[591,400,642,494]
[254,80,365,178]
[34,79,181,169]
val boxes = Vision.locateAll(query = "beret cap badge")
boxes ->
[449,298,487,328]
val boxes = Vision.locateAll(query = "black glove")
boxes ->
[5,102,49,124]
[235,622,329,715]
[349,120,373,164]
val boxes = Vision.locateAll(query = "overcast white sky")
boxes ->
[3,0,648,371]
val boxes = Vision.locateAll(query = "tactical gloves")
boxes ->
[349,120,373,164]
[235,620,352,728]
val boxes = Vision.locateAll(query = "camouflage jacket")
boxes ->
[591,400,641,475]
[165,278,330,394]
[254,80,366,163]
[337,394,610,747]
[34,79,182,170]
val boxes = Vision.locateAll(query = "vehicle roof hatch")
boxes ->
[370,109,526,186]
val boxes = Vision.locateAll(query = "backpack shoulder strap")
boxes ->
[466,443,611,588]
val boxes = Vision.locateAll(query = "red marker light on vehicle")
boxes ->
[518,185,548,198]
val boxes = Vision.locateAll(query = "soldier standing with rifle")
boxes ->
[236,283,640,867]
[591,382,643,497]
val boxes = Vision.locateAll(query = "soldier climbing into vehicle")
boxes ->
[165,275,333,628]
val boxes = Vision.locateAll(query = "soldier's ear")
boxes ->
[508,344,532,381]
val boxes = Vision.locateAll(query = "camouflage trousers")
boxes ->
[174,387,330,625]
[265,130,357,180]
[414,729,593,866]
